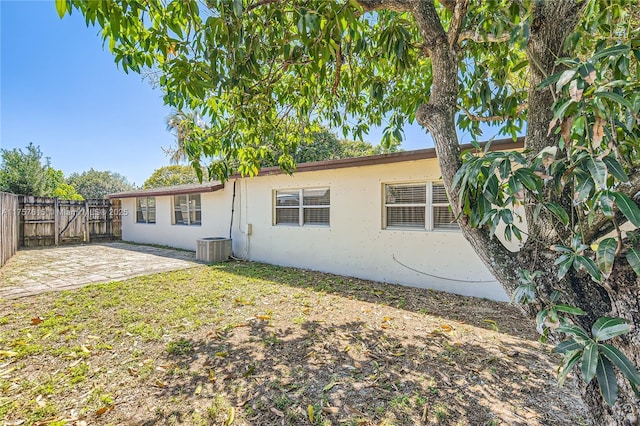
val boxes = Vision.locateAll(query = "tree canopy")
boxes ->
[59,0,640,422]
[143,165,200,188]
[66,168,134,199]
[0,143,83,200]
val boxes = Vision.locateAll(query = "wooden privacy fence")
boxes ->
[19,196,122,248]
[1,192,19,267]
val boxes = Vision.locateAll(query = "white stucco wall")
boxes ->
[120,189,233,251]
[231,157,509,301]
[118,157,510,301]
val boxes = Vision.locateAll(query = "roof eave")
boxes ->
[107,183,225,199]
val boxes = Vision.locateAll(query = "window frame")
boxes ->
[135,196,156,224]
[383,181,458,231]
[273,187,330,227]
[172,194,202,226]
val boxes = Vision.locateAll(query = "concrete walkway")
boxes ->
[0,242,201,299]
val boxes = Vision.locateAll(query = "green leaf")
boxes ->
[598,191,615,218]
[555,304,585,315]
[596,356,618,407]
[233,0,243,17]
[557,323,591,344]
[574,255,602,282]
[554,338,584,354]
[536,71,562,90]
[498,158,511,180]
[599,344,640,385]
[591,44,630,61]
[514,168,540,193]
[558,350,582,387]
[592,317,631,342]
[582,343,599,383]
[585,157,607,190]
[545,203,569,226]
[602,156,629,182]
[513,283,535,304]
[612,192,640,227]
[575,177,594,203]
[594,91,634,110]
[596,238,617,277]
[626,248,640,276]
[555,253,574,280]
[55,0,67,19]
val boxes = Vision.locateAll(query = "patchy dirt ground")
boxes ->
[0,261,591,425]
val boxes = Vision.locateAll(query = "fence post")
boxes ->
[84,200,90,243]
[54,197,59,246]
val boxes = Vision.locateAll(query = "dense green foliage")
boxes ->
[0,143,83,200]
[66,168,134,199]
[143,165,200,188]
[163,107,399,169]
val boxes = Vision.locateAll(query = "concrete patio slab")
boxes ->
[0,242,201,299]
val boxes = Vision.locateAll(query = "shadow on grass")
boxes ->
[136,317,578,425]
[213,260,535,340]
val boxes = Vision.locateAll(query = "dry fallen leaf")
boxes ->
[194,383,203,395]
[35,395,46,408]
[95,405,113,417]
[440,324,453,332]
[270,407,284,417]
[255,314,271,321]
[321,406,339,415]
[31,317,43,325]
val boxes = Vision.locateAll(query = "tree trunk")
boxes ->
[410,1,640,424]
[581,263,640,426]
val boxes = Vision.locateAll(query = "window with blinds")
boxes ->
[136,197,156,224]
[173,194,202,226]
[384,182,458,231]
[275,188,330,226]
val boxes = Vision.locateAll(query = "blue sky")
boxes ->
[1,1,496,186]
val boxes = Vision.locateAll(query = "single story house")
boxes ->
[109,137,524,302]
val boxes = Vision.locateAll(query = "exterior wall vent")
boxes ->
[196,237,232,263]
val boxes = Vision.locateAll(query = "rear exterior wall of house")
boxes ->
[119,157,510,301]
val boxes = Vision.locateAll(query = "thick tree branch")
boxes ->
[355,0,414,12]
[411,1,518,288]
[524,0,587,243]
[525,0,587,157]
[458,31,510,43]
[437,0,456,12]
[447,0,468,47]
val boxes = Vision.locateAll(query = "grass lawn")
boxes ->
[0,262,588,425]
